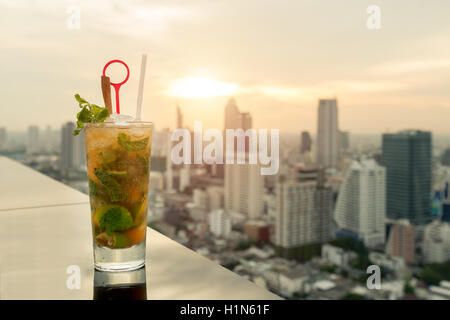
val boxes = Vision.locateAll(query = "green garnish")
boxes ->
[105,170,128,178]
[95,205,133,235]
[88,179,98,197]
[114,232,132,248]
[131,196,146,220]
[73,94,110,136]
[94,168,125,202]
[138,154,150,173]
[117,133,149,151]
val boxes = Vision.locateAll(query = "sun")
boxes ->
[169,77,238,98]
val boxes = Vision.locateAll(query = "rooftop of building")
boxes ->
[383,129,431,137]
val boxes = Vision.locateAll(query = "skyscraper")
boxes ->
[224,97,252,152]
[209,209,232,238]
[73,130,86,170]
[334,159,386,248]
[223,98,261,214]
[423,220,450,263]
[60,122,86,172]
[26,125,40,155]
[316,99,339,169]
[338,130,350,154]
[60,122,75,174]
[176,103,183,129]
[43,125,53,153]
[300,131,312,154]
[225,161,264,219]
[0,127,6,150]
[275,169,333,250]
[385,219,415,265]
[224,98,244,130]
[382,130,432,225]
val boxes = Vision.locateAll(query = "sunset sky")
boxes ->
[2,0,450,133]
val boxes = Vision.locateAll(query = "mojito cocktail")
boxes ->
[85,121,152,271]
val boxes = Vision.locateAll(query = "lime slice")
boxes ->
[94,168,125,202]
[105,170,128,178]
[117,133,148,151]
[131,196,146,220]
[94,205,133,235]
[113,232,132,248]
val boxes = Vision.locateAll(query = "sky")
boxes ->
[1,0,450,134]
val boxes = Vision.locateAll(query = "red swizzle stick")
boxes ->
[102,60,130,114]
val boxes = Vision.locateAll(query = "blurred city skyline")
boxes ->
[2,0,450,133]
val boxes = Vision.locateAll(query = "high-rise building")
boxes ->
[60,122,86,174]
[209,209,231,238]
[193,189,208,210]
[60,122,74,169]
[176,104,183,129]
[225,161,263,219]
[385,219,415,265]
[338,130,350,154]
[334,159,386,248]
[223,98,262,217]
[224,98,252,152]
[73,130,86,170]
[207,186,224,211]
[382,130,432,225]
[179,165,190,192]
[300,131,312,154]
[275,169,333,249]
[442,182,450,223]
[244,220,271,243]
[423,221,450,263]
[60,122,86,172]
[316,99,339,169]
[60,122,74,173]
[0,127,7,150]
[224,98,244,130]
[213,98,250,180]
[26,125,40,155]
[43,125,53,153]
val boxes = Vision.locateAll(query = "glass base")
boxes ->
[94,241,146,272]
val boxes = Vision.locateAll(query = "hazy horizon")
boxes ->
[2,0,450,134]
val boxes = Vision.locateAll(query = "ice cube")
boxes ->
[109,114,135,125]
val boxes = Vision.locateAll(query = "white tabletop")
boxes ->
[0,157,89,211]
[0,157,280,300]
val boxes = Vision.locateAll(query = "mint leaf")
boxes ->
[94,168,125,202]
[77,107,92,123]
[117,133,149,151]
[75,94,88,105]
[89,179,98,197]
[94,108,109,122]
[138,154,149,173]
[91,104,103,116]
[72,94,110,136]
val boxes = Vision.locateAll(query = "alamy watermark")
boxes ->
[171,121,279,175]
[66,5,81,30]
[66,265,81,290]
[366,265,381,289]
[366,5,381,30]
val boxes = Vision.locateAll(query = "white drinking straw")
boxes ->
[136,54,147,120]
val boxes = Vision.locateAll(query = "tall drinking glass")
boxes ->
[84,121,152,271]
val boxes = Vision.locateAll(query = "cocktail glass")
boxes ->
[85,121,152,272]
